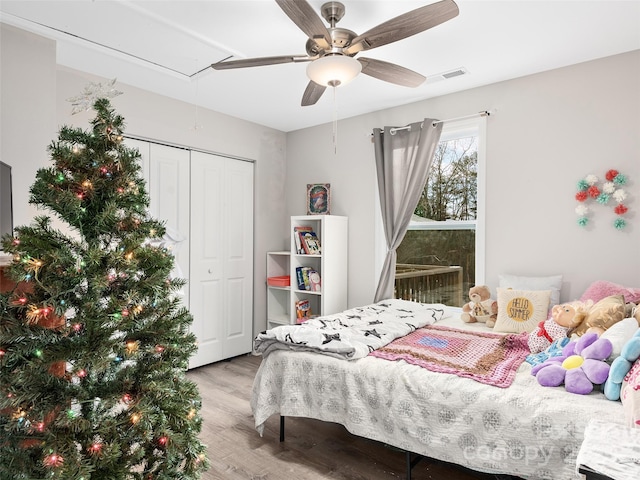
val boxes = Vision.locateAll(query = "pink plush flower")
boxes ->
[531,333,612,394]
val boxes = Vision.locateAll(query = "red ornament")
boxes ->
[587,185,600,198]
[88,442,103,454]
[606,169,619,182]
[43,453,64,468]
[575,191,588,202]
[614,204,628,215]
[158,435,169,447]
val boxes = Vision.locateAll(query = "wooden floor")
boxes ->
[187,354,512,480]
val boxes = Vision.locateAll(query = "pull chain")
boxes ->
[192,78,202,131]
[332,86,338,155]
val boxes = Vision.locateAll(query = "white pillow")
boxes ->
[498,274,563,308]
[600,317,640,361]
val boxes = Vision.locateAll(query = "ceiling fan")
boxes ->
[211,0,459,106]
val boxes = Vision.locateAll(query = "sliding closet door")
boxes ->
[189,151,253,368]
[221,157,254,358]
[126,140,190,301]
[126,139,150,187]
[147,144,191,303]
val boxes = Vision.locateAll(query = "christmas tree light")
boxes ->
[0,98,208,478]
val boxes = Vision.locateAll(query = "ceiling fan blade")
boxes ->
[344,0,459,55]
[276,0,332,49]
[358,58,425,87]
[301,81,327,106]
[212,55,311,70]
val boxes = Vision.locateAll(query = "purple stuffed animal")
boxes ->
[531,332,612,395]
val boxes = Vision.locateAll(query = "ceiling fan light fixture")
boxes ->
[306,55,362,87]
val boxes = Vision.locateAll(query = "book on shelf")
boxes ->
[295,266,318,291]
[295,299,312,323]
[293,226,313,254]
[301,266,312,290]
[295,266,304,290]
[308,270,321,292]
[299,230,321,255]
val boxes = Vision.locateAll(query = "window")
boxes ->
[393,117,486,307]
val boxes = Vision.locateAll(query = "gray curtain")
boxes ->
[373,118,443,302]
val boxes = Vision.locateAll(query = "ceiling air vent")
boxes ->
[425,67,469,84]
[442,68,467,79]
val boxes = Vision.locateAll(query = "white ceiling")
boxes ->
[1,0,639,132]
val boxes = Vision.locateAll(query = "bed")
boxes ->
[251,299,625,480]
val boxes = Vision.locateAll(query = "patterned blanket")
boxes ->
[370,325,530,387]
[254,299,448,360]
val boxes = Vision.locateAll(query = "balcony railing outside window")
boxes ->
[395,264,464,306]
[395,228,475,307]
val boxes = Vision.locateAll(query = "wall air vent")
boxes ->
[425,67,469,84]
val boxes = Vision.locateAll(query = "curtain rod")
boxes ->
[374,110,492,135]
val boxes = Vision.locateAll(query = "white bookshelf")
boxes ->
[290,215,348,325]
[266,251,291,329]
[266,215,348,329]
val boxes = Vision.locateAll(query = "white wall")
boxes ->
[0,24,57,226]
[1,24,288,334]
[286,50,640,306]
[3,22,639,326]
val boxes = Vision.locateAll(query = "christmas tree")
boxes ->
[0,98,209,479]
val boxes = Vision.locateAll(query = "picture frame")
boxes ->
[307,183,330,215]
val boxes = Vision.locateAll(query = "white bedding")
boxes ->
[576,419,640,480]
[251,307,625,480]
[254,299,448,359]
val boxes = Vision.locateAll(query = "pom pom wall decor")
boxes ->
[575,169,631,230]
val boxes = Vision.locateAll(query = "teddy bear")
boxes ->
[528,301,591,353]
[461,285,498,327]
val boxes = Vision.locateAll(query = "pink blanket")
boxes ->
[370,325,530,388]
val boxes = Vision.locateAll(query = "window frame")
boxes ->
[374,115,487,288]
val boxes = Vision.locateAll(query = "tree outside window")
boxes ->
[396,131,480,307]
